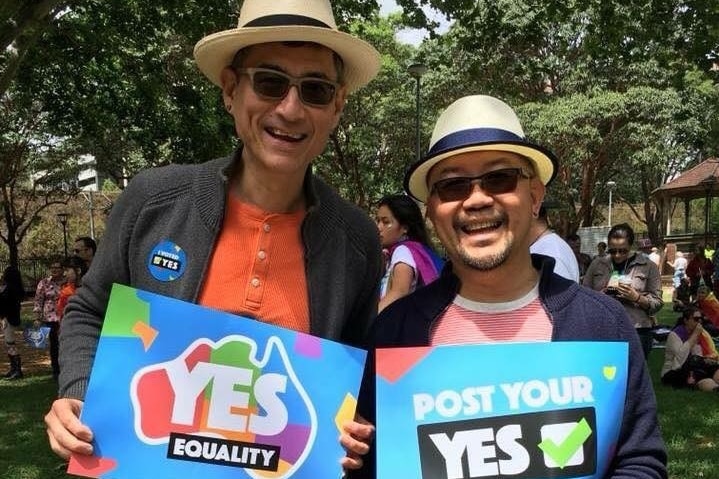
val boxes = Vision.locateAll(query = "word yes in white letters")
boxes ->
[165,360,288,435]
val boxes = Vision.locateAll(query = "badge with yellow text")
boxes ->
[147,240,187,282]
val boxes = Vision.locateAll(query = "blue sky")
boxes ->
[378,0,451,46]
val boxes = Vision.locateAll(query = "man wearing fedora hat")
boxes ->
[45,0,380,470]
[355,96,666,477]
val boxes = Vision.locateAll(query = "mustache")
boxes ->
[453,211,508,230]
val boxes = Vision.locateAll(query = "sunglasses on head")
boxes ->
[607,248,629,255]
[236,67,339,106]
[430,168,532,202]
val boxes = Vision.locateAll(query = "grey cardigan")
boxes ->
[58,151,382,399]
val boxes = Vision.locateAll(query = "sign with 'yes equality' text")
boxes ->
[376,342,628,479]
[68,284,367,479]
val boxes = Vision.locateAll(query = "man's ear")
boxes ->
[530,179,546,215]
[219,67,238,104]
[330,86,348,129]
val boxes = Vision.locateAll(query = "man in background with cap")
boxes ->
[355,95,666,478]
[45,0,380,470]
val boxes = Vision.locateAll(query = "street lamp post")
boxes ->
[606,181,617,227]
[408,63,428,164]
[57,212,69,258]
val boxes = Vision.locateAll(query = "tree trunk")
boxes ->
[1,188,20,268]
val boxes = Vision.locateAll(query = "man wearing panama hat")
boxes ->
[355,96,666,478]
[46,0,380,470]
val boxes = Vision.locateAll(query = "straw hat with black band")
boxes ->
[405,95,559,203]
[194,0,380,93]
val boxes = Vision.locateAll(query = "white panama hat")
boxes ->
[405,95,559,202]
[193,0,381,93]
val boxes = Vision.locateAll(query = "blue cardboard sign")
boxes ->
[69,284,366,479]
[376,342,628,479]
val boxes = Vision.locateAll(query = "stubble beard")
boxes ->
[456,236,513,271]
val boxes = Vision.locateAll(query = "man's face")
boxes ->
[567,237,581,253]
[49,263,63,280]
[73,241,93,262]
[220,43,346,180]
[426,151,544,272]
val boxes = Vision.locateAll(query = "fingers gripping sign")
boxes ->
[45,398,94,460]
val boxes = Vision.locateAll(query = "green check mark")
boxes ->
[537,418,593,469]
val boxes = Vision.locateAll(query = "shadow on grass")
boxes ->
[0,374,70,479]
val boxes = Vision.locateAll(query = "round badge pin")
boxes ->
[147,240,187,282]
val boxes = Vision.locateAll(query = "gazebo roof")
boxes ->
[653,157,719,199]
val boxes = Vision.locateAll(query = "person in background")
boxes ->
[56,256,85,321]
[636,239,661,332]
[648,247,661,269]
[637,238,652,258]
[712,241,719,295]
[695,285,719,336]
[583,223,664,359]
[686,244,714,300]
[73,237,97,273]
[595,241,608,259]
[33,259,65,380]
[45,0,382,471]
[566,233,592,281]
[1,265,25,380]
[376,194,442,312]
[661,306,719,392]
[529,204,579,281]
[356,94,666,479]
[667,250,687,288]
[671,276,692,312]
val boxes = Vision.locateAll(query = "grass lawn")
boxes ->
[1,304,717,479]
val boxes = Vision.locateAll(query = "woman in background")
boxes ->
[33,259,64,380]
[661,306,719,392]
[1,265,25,380]
[583,223,663,359]
[56,256,85,321]
[375,194,442,312]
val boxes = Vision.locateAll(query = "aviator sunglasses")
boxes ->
[430,168,532,202]
[236,67,339,107]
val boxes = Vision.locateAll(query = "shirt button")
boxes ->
[257,250,267,260]
[251,277,260,287]
[263,223,271,233]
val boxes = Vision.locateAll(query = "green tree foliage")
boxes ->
[0,95,81,267]
[414,0,719,239]
[316,14,419,209]
[16,0,241,183]
[0,0,72,96]
[4,0,719,250]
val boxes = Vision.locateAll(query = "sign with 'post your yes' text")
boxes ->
[68,284,366,479]
[376,342,628,479]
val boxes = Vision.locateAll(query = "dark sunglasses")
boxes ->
[236,67,339,106]
[430,168,532,202]
[607,248,629,255]
[692,315,703,320]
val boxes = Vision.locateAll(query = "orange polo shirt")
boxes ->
[198,194,309,333]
